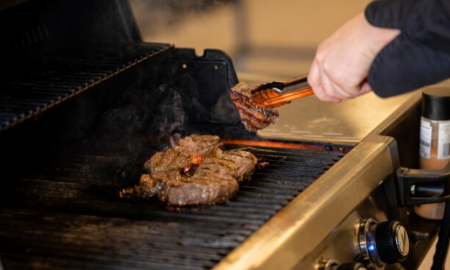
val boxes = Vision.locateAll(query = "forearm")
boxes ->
[367,0,450,97]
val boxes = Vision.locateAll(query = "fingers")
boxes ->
[308,57,372,102]
[320,68,352,100]
[308,60,342,103]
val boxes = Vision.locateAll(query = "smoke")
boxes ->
[101,105,146,136]
[151,84,186,138]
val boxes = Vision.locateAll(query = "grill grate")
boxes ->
[0,43,170,132]
[0,143,346,270]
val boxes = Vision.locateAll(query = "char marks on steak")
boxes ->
[145,149,191,183]
[144,134,220,182]
[160,173,238,205]
[197,149,257,182]
[174,134,220,160]
[134,134,258,206]
[134,173,239,205]
[230,82,279,133]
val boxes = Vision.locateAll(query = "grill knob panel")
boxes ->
[375,221,409,263]
[337,262,368,270]
[317,260,368,270]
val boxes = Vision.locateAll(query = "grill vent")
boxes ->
[0,144,346,270]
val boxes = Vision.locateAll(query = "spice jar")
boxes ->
[415,87,450,220]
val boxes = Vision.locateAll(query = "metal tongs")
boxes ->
[251,74,314,108]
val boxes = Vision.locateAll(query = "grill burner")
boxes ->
[0,142,346,270]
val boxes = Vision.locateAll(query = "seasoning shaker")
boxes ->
[415,87,450,220]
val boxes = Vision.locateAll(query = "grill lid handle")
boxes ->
[397,163,450,206]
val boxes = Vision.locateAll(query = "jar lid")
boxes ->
[422,87,450,120]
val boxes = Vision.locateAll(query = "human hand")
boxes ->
[308,13,400,102]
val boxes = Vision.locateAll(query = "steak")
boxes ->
[197,149,257,182]
[230,82,279,133]
[175,134,220,158]
[158,173,239,205]
[134,173,238,205]
[132,134,258,206]
[145,149,191,183]
[144,134,221,182]
[135,174,159,199]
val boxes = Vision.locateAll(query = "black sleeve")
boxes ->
[365,0,425,29]
[365,0,450,98]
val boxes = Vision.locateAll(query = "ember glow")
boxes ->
[191,156,204,164]
[221,139,347,153]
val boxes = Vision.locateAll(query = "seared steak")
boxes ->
[197,149,257,182]
[144,134,221,182]
[145,149,191,183]
[230,82,279,133]
[135,174,159,199]
[175,134,220,159]
[134,173,238,205]
[158,173,238,205]
[133,134,258,205]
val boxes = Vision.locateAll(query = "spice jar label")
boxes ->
[420,119,432,159]
[438,122,450,159]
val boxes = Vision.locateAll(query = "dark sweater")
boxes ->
[365,0,450,97]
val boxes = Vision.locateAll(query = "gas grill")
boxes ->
[0,0,445,269]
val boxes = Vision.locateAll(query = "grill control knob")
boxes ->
[358,219,409,269]
[375,221,409,263]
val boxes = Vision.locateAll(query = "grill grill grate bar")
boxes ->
[0,143,347,269]
[0,43,170,132]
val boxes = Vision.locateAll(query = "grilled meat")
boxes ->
[175,134,220,159]
[134,134,258,205]
[158,173,238,205]
[197,149,257,182]
[135,174,159,199]
[135,172,239,205]
[144,134,221,182]
[145,149,191,182]
[230,82,279,133]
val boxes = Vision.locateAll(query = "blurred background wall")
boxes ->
[129,0,371,80]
